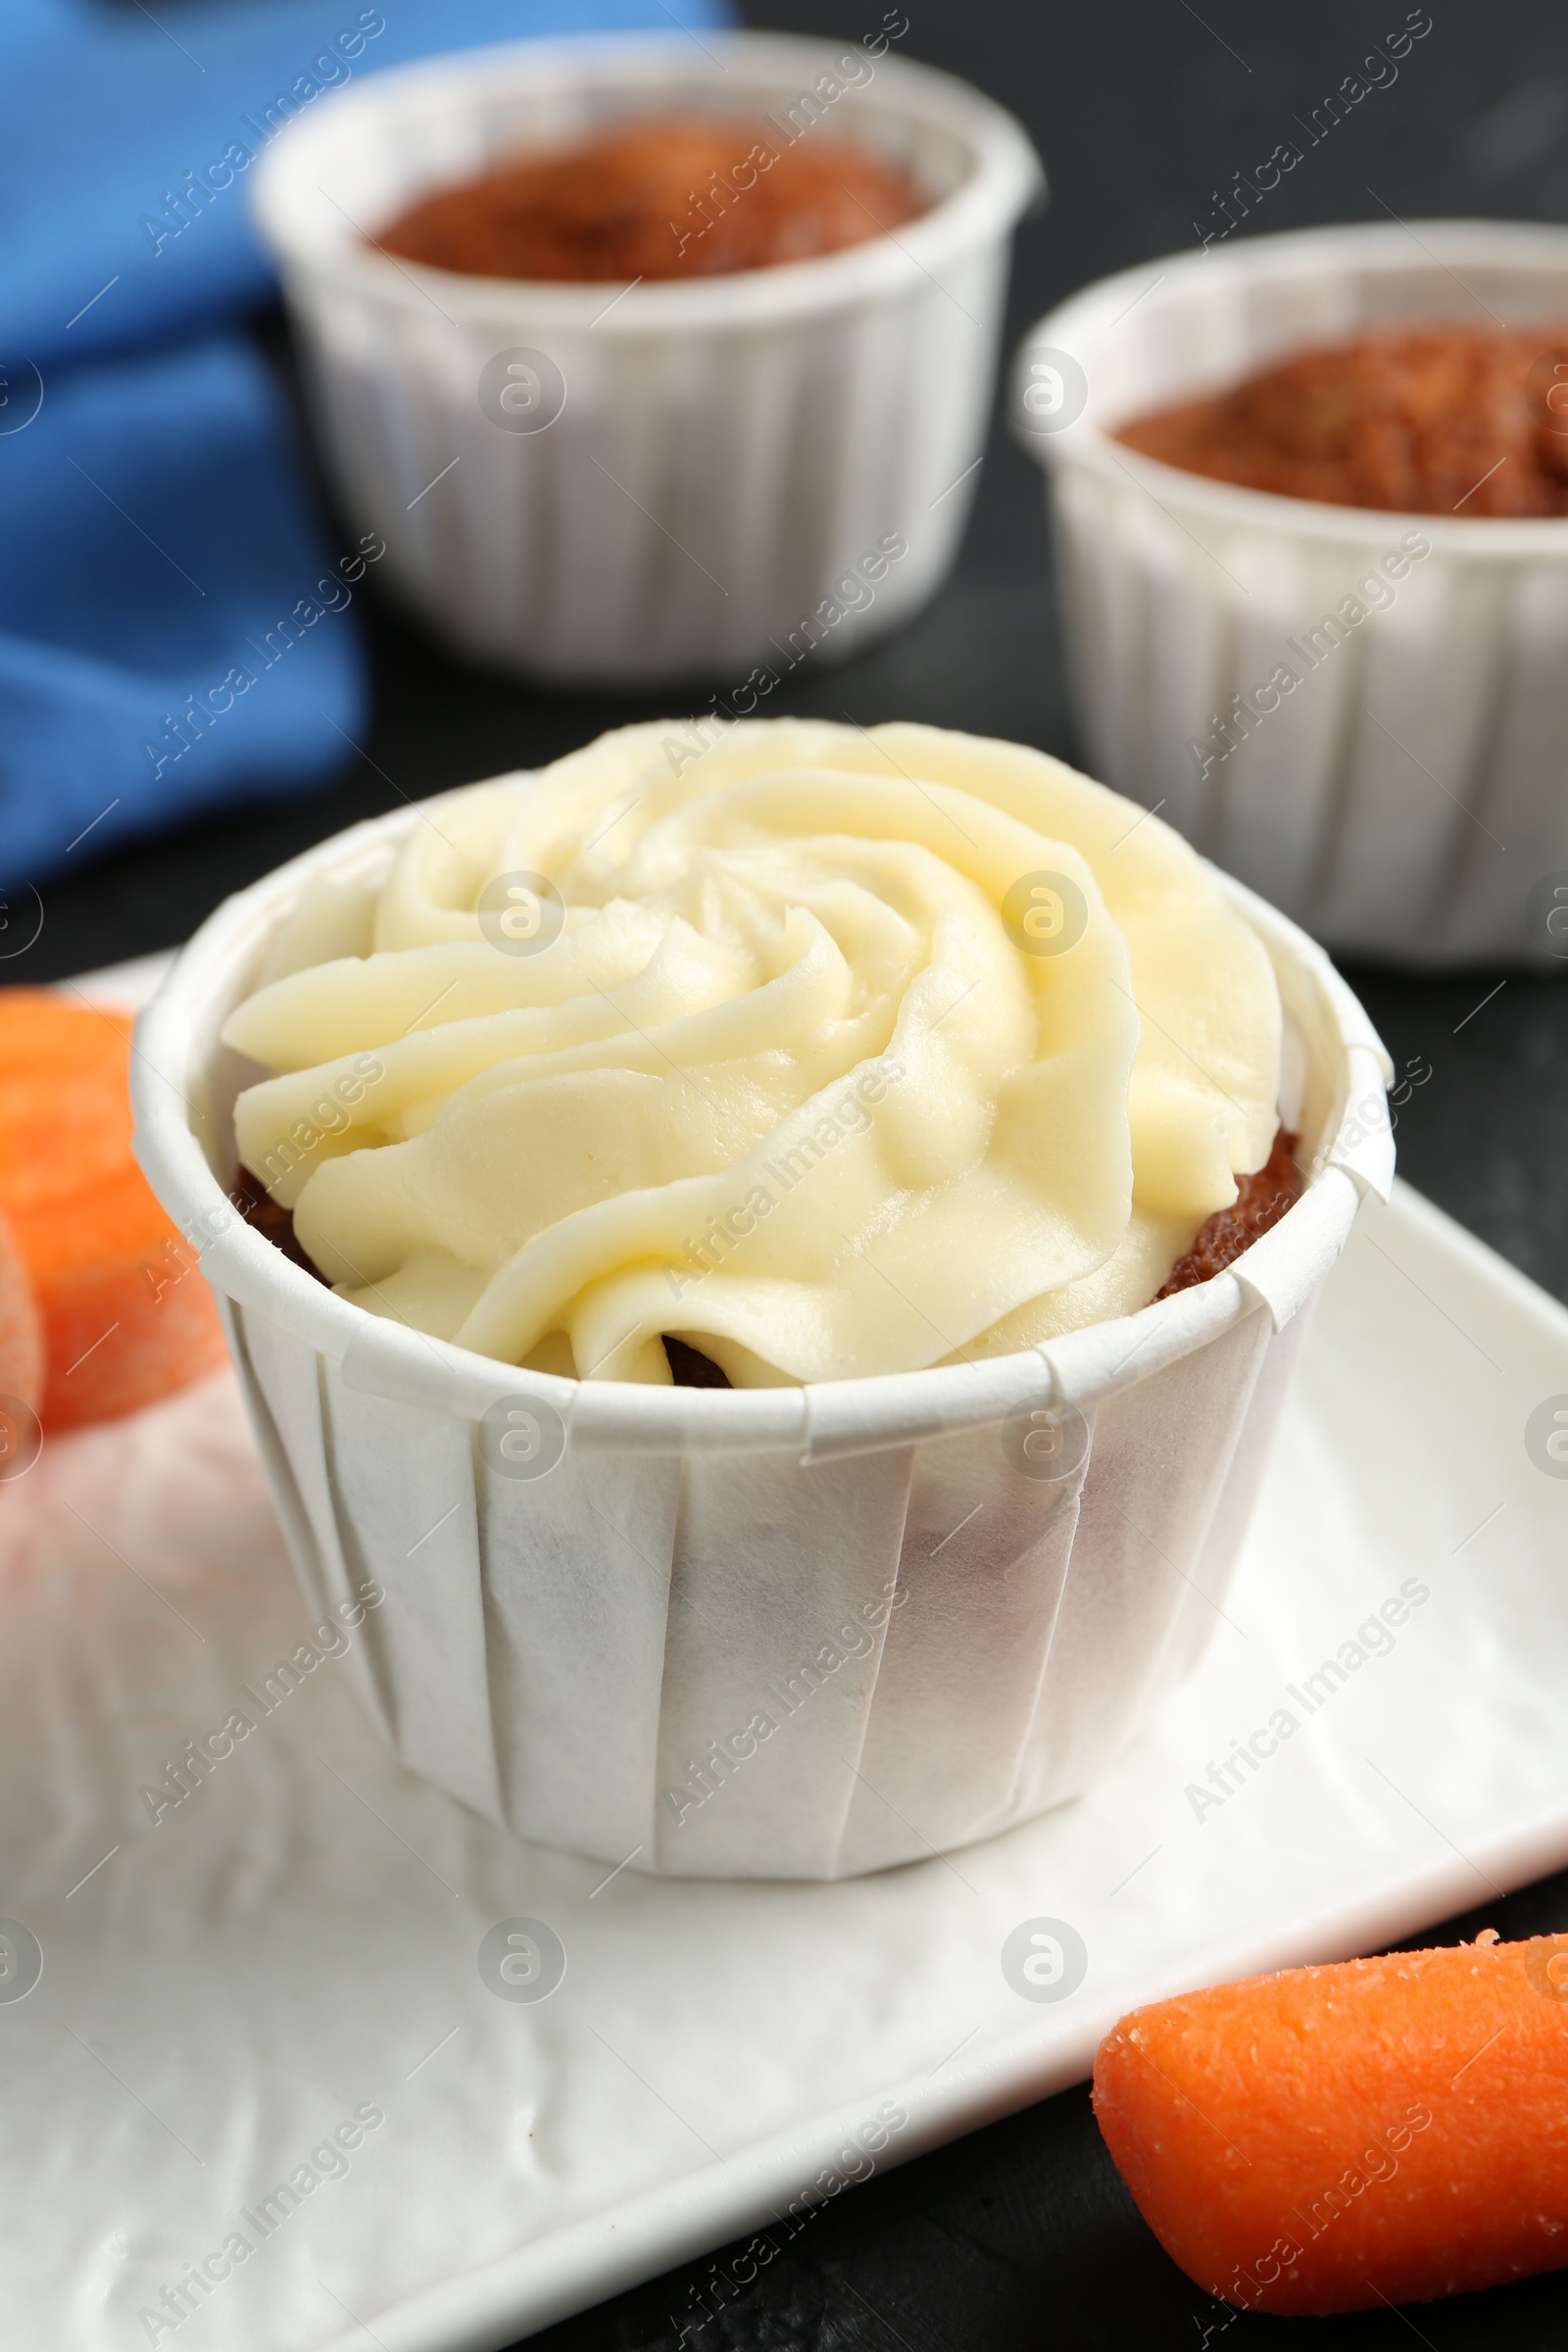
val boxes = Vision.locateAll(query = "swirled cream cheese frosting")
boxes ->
[223,720,1284,1386]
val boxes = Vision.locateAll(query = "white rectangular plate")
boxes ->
[4,947,1565,2352]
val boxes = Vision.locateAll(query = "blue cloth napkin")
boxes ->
[0,0,731,885]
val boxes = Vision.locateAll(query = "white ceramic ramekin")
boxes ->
[251,32,1041,688]
[130,793,1392,1880]
[1012,220,1568,968]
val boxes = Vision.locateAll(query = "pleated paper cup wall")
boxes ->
[250,31,1041,687]
[1012,220,1568,969]
[131,792,1393,1880]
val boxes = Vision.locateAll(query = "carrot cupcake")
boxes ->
[134,720,1391,1876]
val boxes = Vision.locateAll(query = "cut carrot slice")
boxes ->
[0,1203,42,1421]
[1093,1933,1568,2316]
[0,990,226,1429]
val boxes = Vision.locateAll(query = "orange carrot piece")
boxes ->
[0,990,226,1428]
[1093,1934,1568,2316]
[0,1203,43,1420]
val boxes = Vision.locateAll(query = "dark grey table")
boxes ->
[22,1,1568,2342]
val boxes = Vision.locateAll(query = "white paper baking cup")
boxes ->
[130,795,1393,1880]
[250,31,1041,688]
[1011,220,1568,968]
